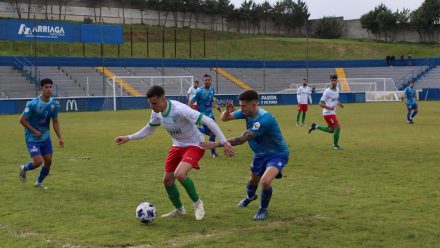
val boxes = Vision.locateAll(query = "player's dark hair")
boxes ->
[330,74,338,80]
[146,85,165,98]
[203,74,212,79]
[194,80,200,83]
[40,78,53,87]
[238,90,259,102]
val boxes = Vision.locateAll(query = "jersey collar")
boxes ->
[162,99,172,117]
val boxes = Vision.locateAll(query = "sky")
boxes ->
[230,0,425,20]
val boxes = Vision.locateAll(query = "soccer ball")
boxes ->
[136,202,156,224]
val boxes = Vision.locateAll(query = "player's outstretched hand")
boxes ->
[200,141,218,149]
[226,101,235,113]
[115,136,130,145]
[222,141,235,157]
[59,138,64,148]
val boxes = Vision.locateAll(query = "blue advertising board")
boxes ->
[0,19,122,44]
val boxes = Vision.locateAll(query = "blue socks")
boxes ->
[260,187,273,209]
[37,166,50,184]
[209,135,216,154]
[23,162,34,171]
[411,111,418,119]
[247,183,258,198]
[407,111,411,121]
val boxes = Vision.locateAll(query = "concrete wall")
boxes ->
[1,1,439,42]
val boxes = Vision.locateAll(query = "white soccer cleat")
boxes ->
[34,182,47,190]
[19,165,26,183]
[193,199,205,220]
[161,207,186,218]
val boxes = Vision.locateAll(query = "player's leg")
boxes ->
[19,141,44,183]
[161,147,185,217]
[406,105,413,123]
[296,106,301,126]
[174,147,205,220]
[333,122,342,149]
[208,116,217,157]
[198,124,217,157]
[410,104,418,121]
[237,172,260,208]
[34,140,54,188]
[254,157,287,221]
[301,105,308,125]
[309,116,331,133]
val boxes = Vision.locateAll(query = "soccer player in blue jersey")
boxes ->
[188,74,222,157]
[18,78,64,189]
[404,80,418,124]
[202,90,289,220]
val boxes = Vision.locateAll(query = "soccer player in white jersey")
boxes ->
[308,74,344,150]
[187,80,200,110]
[296,78,312,126]
[115,86,234,220]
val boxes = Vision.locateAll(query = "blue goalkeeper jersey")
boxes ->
[233,108,289,158]
[22,97,58,142]
[405,86,417,105]
[192,86,215,118]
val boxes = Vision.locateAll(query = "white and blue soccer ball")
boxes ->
[136,202,156,224]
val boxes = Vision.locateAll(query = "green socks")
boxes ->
[165,183,183,209]
[181,177,200,203]
[317,125,330,132]
[301,112,306,124]
[333,128,340,146]
[296,112,301,124]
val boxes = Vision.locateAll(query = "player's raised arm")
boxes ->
[220,101,236,122]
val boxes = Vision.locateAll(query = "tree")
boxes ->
[239,0,253,33]
[7,0,22,19]
[261,1,272,34]
[360,4,398,41]
[202,0,218,30]
[217,0,234,32]
[270,1,285,34]
[130,0,148,24]
[410,0,440,42]
[314,17,342,38]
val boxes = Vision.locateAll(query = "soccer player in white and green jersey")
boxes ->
[115,85,234,220]
[309,74,344,150]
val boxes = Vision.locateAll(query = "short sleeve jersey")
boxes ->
[148,100,204,147]
[22,97,58,142]
[233,108,289,158]
[320,87,339,116]
[405,86,416,105]
[191,87,215,118]
[297,86,312,104]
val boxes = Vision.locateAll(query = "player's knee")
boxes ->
[174,171,187,182]
[163,177,174,186]
[33,157,43,167]
[260,179,272,190]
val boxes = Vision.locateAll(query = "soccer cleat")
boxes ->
[34,182,47,190]
[409,119,414,124]
[193,199,205,220]
[333,145,343,150]
[210,152,218,158]
[161,207,186,218]
[19,165,26,183]
[300,123,305,126]
[296,123,300,127]
[237,194,258,208]
[308,123,317,134]
[253,208,268,221]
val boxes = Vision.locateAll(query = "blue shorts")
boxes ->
[26,139,53,157]
[251,155,288,179]
[407,103,418,110]
[198,115,215,136]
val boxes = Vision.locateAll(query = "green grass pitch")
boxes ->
[1,102,439,247]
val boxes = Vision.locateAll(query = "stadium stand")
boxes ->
[0,66,35,98]
[0,65,432,98]
[416,67,440,89]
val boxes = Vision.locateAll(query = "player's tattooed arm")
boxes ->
[228,130,256,146]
